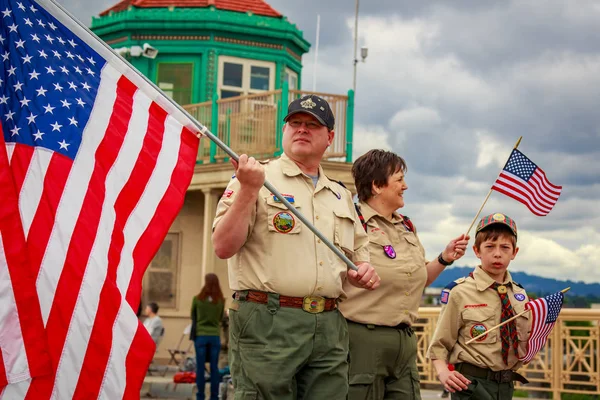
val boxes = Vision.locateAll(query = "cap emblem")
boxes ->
[493,213,505,221]
[300,98,316,109]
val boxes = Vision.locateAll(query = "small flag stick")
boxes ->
[465,287,570,345]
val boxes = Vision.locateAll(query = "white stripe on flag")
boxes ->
[20,150,53,239]
[36,66,119,324]
[98,304,138,399]
[5,143,15,165]
[0,235,29,383]
[496,173,554,210]
[52,90,152,399]
[0,378,31,400]
[116,114,183,294]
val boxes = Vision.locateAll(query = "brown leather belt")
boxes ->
[455,363,529,384]
[235,290,337,313]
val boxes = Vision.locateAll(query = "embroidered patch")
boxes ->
[440,291,449,304]
[272,193,295,204]
[470,323,488,341]
[273,212,295,233]
[464,304,488,308]
[514,293,526,301]
[383,245,396,259]
[222,189,234,198]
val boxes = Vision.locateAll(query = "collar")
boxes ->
[357,201,404,225]
[473,265,514,292]
[279,153,337,193]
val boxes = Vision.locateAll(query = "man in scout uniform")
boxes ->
[427,213,531,399]
[212,94,380,400]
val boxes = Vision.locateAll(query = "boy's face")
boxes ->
[473,233,519,278]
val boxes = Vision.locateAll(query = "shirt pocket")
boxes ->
[265,196,302,234]
[462,307,498,344]
[512,301,531,341]
[333,208,356,254]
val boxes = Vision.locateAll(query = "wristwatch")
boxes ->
[438,252,453,266]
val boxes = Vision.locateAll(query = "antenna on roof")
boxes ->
[312,14,320,92]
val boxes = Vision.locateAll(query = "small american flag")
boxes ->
[0,0,199,398]
[492,149,562,216]
[519,291,564,363]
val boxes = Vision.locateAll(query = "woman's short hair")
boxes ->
[352,149,407,202]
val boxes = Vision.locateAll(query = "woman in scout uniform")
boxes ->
[339,149,470,400]
[427,213,531,400]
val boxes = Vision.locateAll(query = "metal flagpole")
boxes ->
[46,0,359,271]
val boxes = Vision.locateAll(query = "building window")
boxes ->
[157,63,193,105]
[143,232,180,310]
[218,56,275,99]
[284,68,298,90]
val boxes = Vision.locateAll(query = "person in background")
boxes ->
[191,273,225,400]
[143,302,164,347]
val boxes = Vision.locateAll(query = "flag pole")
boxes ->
[461,136,523,240]
[465,287,570,345]
[43,0,359,272]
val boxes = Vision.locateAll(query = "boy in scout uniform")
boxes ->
[212,95,380,400]
[427,213,531,400]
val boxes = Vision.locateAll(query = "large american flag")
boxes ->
[492,149,562,216]
[0,0,199,398]
[519,291,564,363]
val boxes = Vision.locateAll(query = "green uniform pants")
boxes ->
[347,320,421,400]
[229,292,349,400]
[450,373,514,400]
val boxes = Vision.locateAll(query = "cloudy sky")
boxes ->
[60,0,600,283]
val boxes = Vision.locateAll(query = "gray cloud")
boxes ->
[56,0,600,281]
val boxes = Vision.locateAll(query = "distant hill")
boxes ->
[432,266,600,298]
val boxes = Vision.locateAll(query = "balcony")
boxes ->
[183,88,354,164]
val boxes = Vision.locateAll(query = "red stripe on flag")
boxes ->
[530,170,561,199]
[8,144,34,196]
[26,154,73,278]
[535,169,562,192]
[0,350,7,390]
[497,173,554,211]
[0,132,51,383]
[31,76,137,396]
[125,126,199,308]
[491,185,547,216]
[122,324,155,400]
[72,102,168,399]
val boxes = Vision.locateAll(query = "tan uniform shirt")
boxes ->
[427,266,532,371]
[213,154,370,299]
[339,202,427,326]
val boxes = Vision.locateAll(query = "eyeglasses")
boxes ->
[287,120,323,130]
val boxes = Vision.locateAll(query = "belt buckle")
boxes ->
[302,296,325,313]
[500,370,512,383]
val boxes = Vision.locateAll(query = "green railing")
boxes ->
[183,89,353,164]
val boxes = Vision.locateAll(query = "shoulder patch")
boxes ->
[440,277,466,304]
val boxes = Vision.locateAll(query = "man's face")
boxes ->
[282,113,334,164]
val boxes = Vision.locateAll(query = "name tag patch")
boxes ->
[272,193,295,204]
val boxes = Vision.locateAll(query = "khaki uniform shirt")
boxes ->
[339,202,427,326]
[427,266,532,371]
[213,154,370,299]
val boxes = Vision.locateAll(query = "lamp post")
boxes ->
[352,0,368,92]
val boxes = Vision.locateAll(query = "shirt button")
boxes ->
[317,239,322,243]
[319,261,323,266]
[317,286,323,291]
[316,216,320,220]
[407,272,411,277]
[405,291,410,296]
[404,310,409,314]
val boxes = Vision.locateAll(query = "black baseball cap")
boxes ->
[284,94,335,130]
